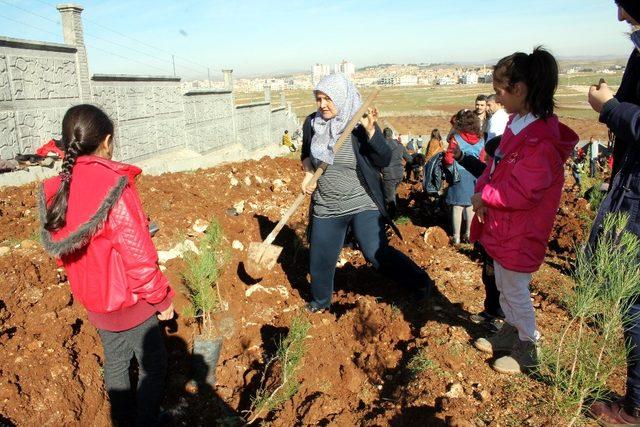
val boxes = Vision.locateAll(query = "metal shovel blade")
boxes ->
[245,241,283,279]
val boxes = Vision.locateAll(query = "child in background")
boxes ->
[471,47,578,374]
[39,105,174,425]
[443,109,485,244]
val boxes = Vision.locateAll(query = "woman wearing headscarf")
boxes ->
[300,74,432,312]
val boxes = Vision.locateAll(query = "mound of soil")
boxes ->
[0,156,620,426]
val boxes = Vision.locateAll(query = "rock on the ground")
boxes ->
[244,176,252,186]
[192,219,209,234]
[270,179,285,191]
[157,240,200,263]
[233,200,245,214]
[0,246,9,256]
[444,382,464,398]
[230,177,239,187]
[20,239,38,249]
[424,226,449,249]
[232,240,244,251]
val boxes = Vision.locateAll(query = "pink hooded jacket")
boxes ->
[470,115,578,273]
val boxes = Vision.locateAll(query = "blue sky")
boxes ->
[0,0,633,79]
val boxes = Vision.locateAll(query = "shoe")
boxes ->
[461,235,470,244]
[474,323,518,354]
[304,303,327,314]
[492,339,539,375]
[469,311,495,324]
[589,399,640,426]
[451,236,460,245]
[470,311,504,333]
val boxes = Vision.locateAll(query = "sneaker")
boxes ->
[474,323,518,354]
[589,399,640,426]
[470,311,504,333]
[492,339,539,375]
[451,236,461,245]
[304,302,327,314]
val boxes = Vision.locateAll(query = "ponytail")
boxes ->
[493,46,558,119]
[44,104,114,231]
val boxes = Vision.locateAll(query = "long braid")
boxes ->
[44,138,82,231]
[43,104,114,232]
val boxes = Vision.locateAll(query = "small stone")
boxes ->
[20,239,38,249]
[232,240,244,251]
[444,382,464,398]
[0,246,9,256]
[192,219,209,234]
[270,179,285,191]
[244,176,252,186]
[336,257,347,267]
[233,200,245,214]
[254,175,264,185]
[230,177,239,187]
[24,286,44,304]
[473,389,491,402]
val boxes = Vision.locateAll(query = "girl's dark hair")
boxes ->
[45,104,114,231]
[430,128,442,141]
[493,46,558,119]
[453,109,481,136]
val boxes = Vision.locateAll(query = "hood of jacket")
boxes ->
[39,155,142,258]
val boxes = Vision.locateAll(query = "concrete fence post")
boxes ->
[57,4,91,102]
[222,69,233,91]
[263,85,271,103]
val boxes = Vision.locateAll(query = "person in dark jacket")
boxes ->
[300,74,433,312]
[453,136,504,330]
[381,127,404,218]
[587,2,640,424]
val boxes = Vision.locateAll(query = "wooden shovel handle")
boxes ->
[262,89,381,246]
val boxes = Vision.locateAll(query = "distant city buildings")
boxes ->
[312,64,331,85]
[459,73,478,85]
[334,60,355,79]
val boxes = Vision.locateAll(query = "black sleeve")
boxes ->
[358,124,391,168]
[458,154,487,178]
[601,98,640,146]
[301,113,315,162]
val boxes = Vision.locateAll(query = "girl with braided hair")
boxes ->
[39,104,174,426]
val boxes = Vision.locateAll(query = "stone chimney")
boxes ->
[57,4,91,102]
[222,69,233,90]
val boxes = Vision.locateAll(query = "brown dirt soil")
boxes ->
[0,156,616,426]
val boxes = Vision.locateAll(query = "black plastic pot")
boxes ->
[192,336,223,386]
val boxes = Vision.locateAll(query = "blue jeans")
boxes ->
[309,209,431,309]
[625,300,640,409]
[98,315,167,426]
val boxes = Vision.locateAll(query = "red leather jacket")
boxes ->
[39,156,173,317]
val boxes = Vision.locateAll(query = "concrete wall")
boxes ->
[235,102,271,150]
[0,4,301,167]
[183,89,235,153]
[0,37,81,159]
[91,74,185,161]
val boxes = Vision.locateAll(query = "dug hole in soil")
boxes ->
[0,149,618,425]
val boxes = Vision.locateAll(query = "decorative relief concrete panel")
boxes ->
[15,108,64,154]
[8,55,79,100]
[0,56,11,102]
[0,111,19,159]
[156,116,185,152]
[117,121,156,160]
[116,86,155,121]
[91,85,118,121]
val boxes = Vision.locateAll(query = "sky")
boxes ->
[0,0,634,79]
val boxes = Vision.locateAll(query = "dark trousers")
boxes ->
[98,315,167,427]
[309,209,431,308]
[590,158,597,177]
[475,242,502,317]
[383,178,402,218]
[625,301,640,409]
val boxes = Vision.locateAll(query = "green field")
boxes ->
[235,72,623,123]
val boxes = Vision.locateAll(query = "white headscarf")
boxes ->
[311,73,362,165]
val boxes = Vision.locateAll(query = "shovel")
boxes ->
[244,89,381,280]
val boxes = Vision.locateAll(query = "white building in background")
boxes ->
[399,74,418,86]
[460,73,478,85]
[312,63,331,84]
[378,75,399,86]
[335,60,355,79]
[436,76,455,85]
